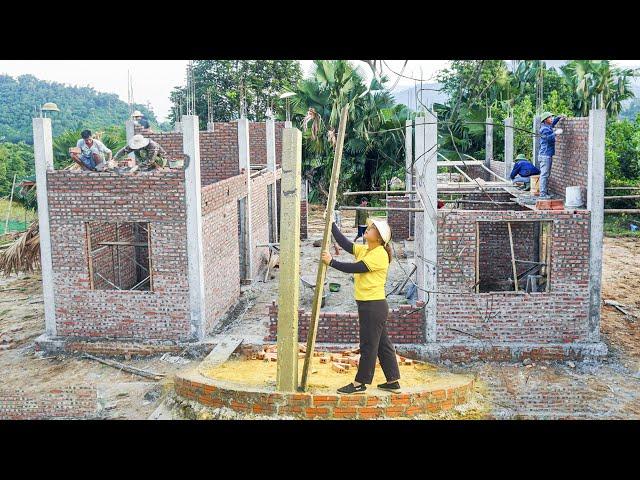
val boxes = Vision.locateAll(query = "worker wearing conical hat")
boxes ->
[321,217,402,395]
[113,134,168,170]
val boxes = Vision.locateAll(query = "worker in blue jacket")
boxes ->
[510,154,540,190]
[538,111,565,199]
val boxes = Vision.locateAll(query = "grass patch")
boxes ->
[604,214,640,237]
[0,199,37,235]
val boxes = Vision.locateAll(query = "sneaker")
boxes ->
[377,381,402,394]
[337,382,367,395]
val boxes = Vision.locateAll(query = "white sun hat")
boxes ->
[131,110,143,118]
[128,134,150,150]
[370,219,392,246]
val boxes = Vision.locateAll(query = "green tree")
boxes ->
[169,61,303,129]
[0,142,34,197]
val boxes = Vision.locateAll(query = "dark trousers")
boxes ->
[354,225,367,244]
[355,299,401,385]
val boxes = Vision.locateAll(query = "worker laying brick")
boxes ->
[538,112,565,199]
[70,129,113,171]
[113,134,169,171]
[509,154,540,191]
[321,217,402,395]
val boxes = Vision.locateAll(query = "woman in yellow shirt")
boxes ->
[321,218,401,395]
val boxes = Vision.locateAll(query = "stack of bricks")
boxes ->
[266,302,426,344]
[47,170,191,341]
[549,117,589,199]
[436,208,591,345]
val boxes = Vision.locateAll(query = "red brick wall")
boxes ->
[387,195,412,240]
[144,125,240,187]
[300,198,308,240]
[201,174,248,332]
[548,117,589,198]
[436,209,591,344]
[249,122,267,165]
[267,302,426,343]
[489,159,507,180]
[47,171,191,340]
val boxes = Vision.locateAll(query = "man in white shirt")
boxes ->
[71,130,112,171]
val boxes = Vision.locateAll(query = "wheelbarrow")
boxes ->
[300,276,328,308]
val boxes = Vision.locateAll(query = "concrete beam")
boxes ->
[266,118,278,242]
[284,121,293,128]
[587,109,606,342]
[32,118,56,337]
[174,122,183,133]
[237,118,253,280]
[207,122,215,132]
[182,115,206,341]
[504,116,514,179]
[414,110,438,343]
[485,117,493,170]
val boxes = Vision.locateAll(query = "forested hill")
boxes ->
[0,74,158,144]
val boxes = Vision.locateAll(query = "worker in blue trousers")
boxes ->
[538,112,565,199]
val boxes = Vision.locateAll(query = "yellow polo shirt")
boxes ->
[352,244,389,301]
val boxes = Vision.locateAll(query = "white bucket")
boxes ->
[565,186,584,208]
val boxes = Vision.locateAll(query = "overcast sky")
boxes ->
[1,60,639,122]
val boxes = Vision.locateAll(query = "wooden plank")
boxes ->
[343,190,416,196]
[339,206,424,212]
[300,105,349,391]
[200,336,244,369]
[82,353,164,380]
[507,222,518,292]
[276,128,302,392]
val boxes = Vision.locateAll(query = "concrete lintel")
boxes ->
[32,117,56,337]
[182,115,206,341]
[587,109,606,342]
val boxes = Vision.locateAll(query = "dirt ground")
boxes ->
[1,207,639,419]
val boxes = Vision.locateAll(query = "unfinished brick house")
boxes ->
[266,110,608,362]
[33,115,308,355]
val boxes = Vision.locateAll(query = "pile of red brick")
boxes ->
[253,345,419,373]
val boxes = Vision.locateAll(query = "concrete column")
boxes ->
[182,115,206,341]
[125,120,136,163]
[276,128,302,392]
[405,119,413,191]
[237,117,253,280]
[485,117,493,171]
[504,116,514,179]
[32,118,56,337]
[414,110,438,343]
[266,118,278,242]
[533,115,541,167]
[206,122,215,132]
[284,121,292,128]
[587,109,606,342]
[174,121,183,133]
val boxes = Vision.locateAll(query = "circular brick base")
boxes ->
[174,368,475,419]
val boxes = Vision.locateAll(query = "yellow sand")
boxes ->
[200,357,472,394]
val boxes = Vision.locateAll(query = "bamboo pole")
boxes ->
[452,164,474,183]
[604,209,640,214]
[507,222,518,292]
[604,187,640,190]
[339,206,424,212]
[604,195,640,200]
[3,173,17,234]
[300,105,349,391]
[343,190,416,196]
[478,163,508,182]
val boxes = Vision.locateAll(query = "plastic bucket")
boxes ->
[565,186,584,208]
[530,175,540,195]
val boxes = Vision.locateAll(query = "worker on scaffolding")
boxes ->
[321,217,401,395]
[113,134,168,171]
[70,130,113,171]
[353,197,369,244]
[538,112,564,199]
[509,154,540,191]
